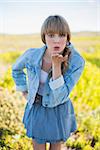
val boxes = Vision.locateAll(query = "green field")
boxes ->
[0,32,100,150]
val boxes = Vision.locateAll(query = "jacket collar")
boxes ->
[29,45,46,67]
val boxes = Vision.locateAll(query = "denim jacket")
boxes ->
[12,43,85,109]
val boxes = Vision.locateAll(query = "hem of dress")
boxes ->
[25,128,77,144]
[30,135,68,144]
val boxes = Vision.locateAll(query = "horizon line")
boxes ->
[0,30,100,35]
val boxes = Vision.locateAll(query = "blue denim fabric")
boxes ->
[12,43,85,109]
[22,99,77,144]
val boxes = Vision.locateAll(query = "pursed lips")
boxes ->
[53,46,60,50]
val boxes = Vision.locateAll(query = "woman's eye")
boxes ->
[59,34,66,37]
[48,34,54,38]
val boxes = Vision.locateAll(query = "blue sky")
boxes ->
[0,0,100,34]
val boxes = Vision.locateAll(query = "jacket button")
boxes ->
[46,93,49,96]
[45,104,48,107]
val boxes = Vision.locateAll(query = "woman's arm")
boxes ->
[12,49,31,92]
[52,54,68,80]
[47,53,85,108]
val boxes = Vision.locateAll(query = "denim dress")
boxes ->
[22,94,77,144]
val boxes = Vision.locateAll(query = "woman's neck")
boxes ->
[44,48,52,63]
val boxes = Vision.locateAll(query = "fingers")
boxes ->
[51,54,63,63]
[63,55,68,62]
[51,53,60,57]
[52,54,68,62]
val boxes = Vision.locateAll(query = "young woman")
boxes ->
[12,15,85,150]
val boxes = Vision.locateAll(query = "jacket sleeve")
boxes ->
[12,49,30,92]
[48,55,85,107]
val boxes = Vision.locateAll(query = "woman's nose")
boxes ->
[53,36,60,42]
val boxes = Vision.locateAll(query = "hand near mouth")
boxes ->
[51,54,68,80]
[51,53,68,66]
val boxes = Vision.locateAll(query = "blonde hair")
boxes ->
[41,15,71,75]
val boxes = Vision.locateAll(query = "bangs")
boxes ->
[44,18,67,35]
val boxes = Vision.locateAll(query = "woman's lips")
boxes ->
[54,46,60,51]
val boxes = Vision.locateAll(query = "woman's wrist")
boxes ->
[52,63,62,80]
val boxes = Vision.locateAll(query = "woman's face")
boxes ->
[45,33,67,55]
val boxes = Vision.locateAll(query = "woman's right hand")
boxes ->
[22,91,28,99]
[51,53,68,66]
